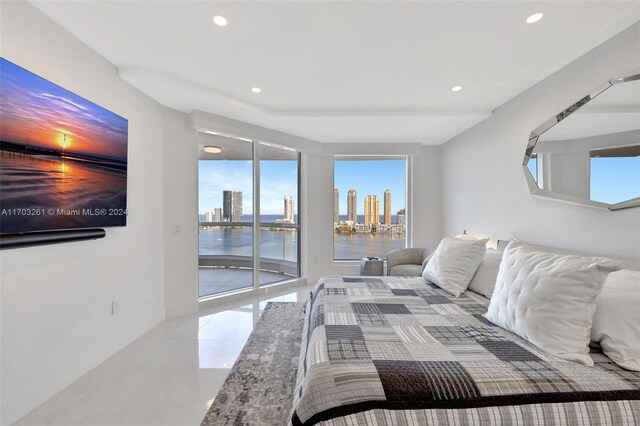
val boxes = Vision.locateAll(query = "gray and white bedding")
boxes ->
[290,276,640,425]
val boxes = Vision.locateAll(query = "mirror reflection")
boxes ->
[525,74,640,210]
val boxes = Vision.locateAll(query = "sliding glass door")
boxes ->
[198,137,254,297]
[198,134,300,298]
[259,144,300,285]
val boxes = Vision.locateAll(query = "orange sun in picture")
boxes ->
[56,131,72,150]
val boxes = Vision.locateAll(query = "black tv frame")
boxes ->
[0,228,106,250]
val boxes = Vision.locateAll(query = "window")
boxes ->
[259,145,300,285]
[527,155,538,182]
[590,150,640,204]
[198,136,300,298]
[333,157,407,260]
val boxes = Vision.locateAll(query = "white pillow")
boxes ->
[485,240,621,366]
[422,237,489,297]
[420,252,434,272]
[591,269,640,371]
[468,249,503,298]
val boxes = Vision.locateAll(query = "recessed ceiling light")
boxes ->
[526,12,544,24]
[204,145,223,154]
[212,15,228,27]
[251,87,262,94]
[451,85,463,92]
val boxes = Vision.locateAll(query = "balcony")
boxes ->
[198,222,299,297]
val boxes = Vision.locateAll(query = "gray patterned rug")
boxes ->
[201,302,305,426]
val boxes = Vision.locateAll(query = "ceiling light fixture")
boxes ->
[451,85,463,92]
[251,87,262,94]
[204,145,223,154]
[212,15,228,27]
[526,12,544,24]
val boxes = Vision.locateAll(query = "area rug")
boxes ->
[201,302,305,426]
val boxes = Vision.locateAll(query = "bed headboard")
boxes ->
[495,240,640,272]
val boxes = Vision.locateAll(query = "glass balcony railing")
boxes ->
[198,222,299,297]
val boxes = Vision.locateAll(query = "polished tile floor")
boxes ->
[15,284,312,426]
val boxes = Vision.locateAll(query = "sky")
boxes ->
[199,158,406,216]
[0,58,128,160]
[591,156,640,204]
[527,155,639,204]
[334,159,406,215]
[199,160,298,215]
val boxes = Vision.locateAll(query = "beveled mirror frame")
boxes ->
[523,72,640,211]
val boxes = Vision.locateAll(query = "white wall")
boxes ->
[162,109,199,318]
[440,23,640,261]
[0,2,166,424]
[411,146,443,251]
[545,151,590,198]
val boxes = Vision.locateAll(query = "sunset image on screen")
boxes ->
[0,58,128,234]
[0,58,127,160]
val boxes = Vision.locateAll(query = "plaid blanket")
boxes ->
[290,276,640,426]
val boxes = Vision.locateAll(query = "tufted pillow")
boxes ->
[422,237,489,297]
[468,249,503,298]
[591,269,640,371]
[485,240,621,366]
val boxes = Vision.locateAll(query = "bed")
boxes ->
[290,276,640,425]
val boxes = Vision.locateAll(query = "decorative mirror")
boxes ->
[523,73,640,211]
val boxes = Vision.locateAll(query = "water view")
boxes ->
[199,227,298,262]
[0,57,128,234]
[199,227,404,261]
[0,151,127,232]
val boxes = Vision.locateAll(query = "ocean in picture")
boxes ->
[0,150,127,233]
[0,57,128,234]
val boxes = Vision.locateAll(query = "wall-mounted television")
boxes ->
[0,58,128,236]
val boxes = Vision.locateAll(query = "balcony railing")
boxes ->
[198,221,299,276]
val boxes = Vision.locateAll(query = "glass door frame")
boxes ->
[331,154,411,262]
[198,138,301,300]
[253,142,302,288]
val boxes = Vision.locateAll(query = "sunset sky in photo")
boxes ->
[0,58,128,160]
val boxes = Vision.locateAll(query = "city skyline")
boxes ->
[199,159,298,214]
[199,159,406,217]
[203,191,295,222]
[334,159,405,215]
[337,188,402,225]
[222,190,243,222]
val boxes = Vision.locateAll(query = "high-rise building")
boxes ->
[223,190,232,221]
[364,195,380,224]
[214,207,222,222]
[223,190,244,222]
[397,208,405,226]
[232,191,243,222]
[347,189,357,223]
[384,189,391,225]
[284,195,294,222]
[334,188,339,223]
[205,211,214,222]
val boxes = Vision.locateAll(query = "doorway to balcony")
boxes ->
[197,133,300,298]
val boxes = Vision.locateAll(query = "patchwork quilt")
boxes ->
[290,276,640,426]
